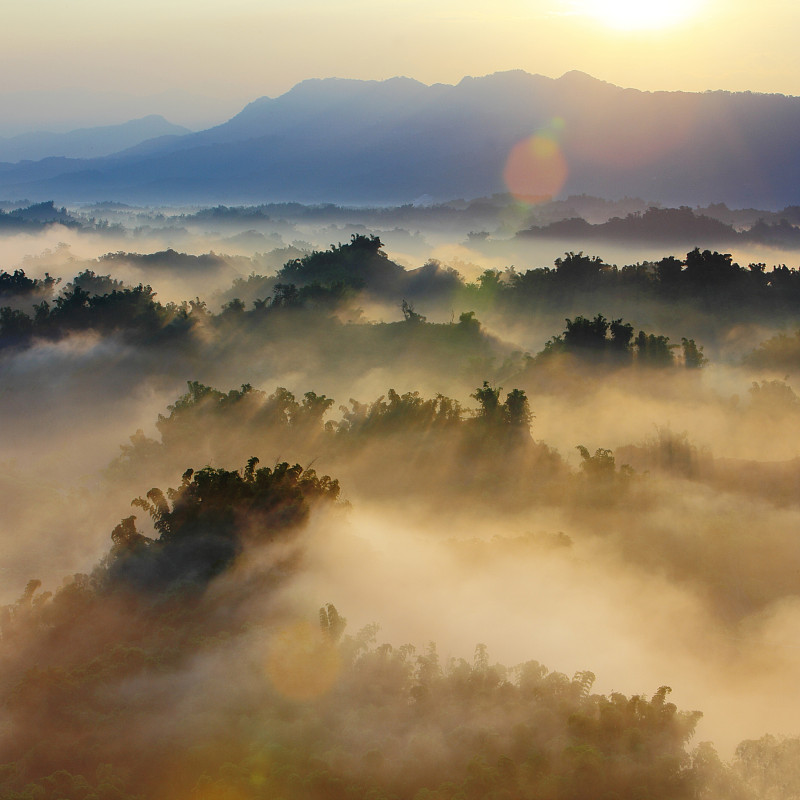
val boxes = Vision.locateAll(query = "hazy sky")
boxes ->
[2,0,800,130]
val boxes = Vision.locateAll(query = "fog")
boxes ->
[1,205,800,797]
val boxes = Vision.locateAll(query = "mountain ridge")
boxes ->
[0,115,191,163]
[0,71,799,208]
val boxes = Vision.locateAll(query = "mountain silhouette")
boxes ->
[0,71,798,207]
[0,116,190,163]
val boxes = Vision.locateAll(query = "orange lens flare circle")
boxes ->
[503,134,568,204]
[266,621,341,701]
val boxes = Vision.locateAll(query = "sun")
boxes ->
[576,0,700,30]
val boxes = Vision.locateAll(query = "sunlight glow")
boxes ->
[575,0,701,30]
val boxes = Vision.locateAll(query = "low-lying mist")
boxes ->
[2,205,800,798]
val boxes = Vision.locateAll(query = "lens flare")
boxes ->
[503,120,568,204]
[266,620,341,701]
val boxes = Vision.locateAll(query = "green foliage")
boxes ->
[0,277,203,347]
[68,269,127,296]
[681,337,706,368]
[458,310,481,332]
[4,239,800,355]
[471,382,533,428]
[656,255,683,285]
[576,446,622,478]
[319,603,347,642]
[1,541,717,800]
[338,388,463,436]
[153,382,336,450]
[110,458,339,591]
[683,247,741,286]
[279,234,401,291]
[471,381,502,420]
[0,268,60,298]
[536,315,685,367]
[564,314,611,350]
[575,446,634,503]
[635,330,675,367]
[554,251,609,283]
[0,307,34,342]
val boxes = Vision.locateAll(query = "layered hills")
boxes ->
[0,70,798,207]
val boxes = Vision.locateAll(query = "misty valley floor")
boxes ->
[1,208,800,798]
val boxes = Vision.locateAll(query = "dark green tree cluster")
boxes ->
[279,233,403,292]
[99,248,228,272]
[634,329,675,367]
[4,236,800,353]
[109,379,574,522]
[0,583,754,800]
[554,250,610,284]
[120,381,541,475]
[536,314,703,368]
[0,268,61,299]
[463,247,800,319]
[153,382,334,448]
[67,269,127,296]
[0,280,204,347]
[141,381,536,453]
[471,381,533,426]
[337,388,463,436]
[574,445,635,505]
[109,458,340,592]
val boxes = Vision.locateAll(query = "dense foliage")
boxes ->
[109,458,340,591]
[1,236,796,359]
[2,222,800,800]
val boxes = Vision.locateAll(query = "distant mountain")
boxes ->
[0,88,240,137]
[0,116,190,162]
[0,71,799,208]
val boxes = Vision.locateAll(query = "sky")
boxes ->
[2,0,799,132]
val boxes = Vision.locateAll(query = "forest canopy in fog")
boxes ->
[2,204,800,800]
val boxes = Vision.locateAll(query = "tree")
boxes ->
[271,283,301,308]
[656,255,683,286]
[636,330,675,367]
[609,318,634,352]
[503,388,533,427]
[681,337,706,368]
[554,251,608,284]
[683,247,741,286]
[563,314,610,350]
[401,299,426,323]
[472,381,502,422]
[576,445,618,479]
[110,459,340,591]
[458,310,481,332]
[319,603,347,642]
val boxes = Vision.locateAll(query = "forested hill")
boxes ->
[1,71,800,206]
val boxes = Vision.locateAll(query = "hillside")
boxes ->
[0,71,799,207]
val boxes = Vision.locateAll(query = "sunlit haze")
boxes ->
[1,0,799,131]
[1,0,800,797]
[573,0,703,30]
